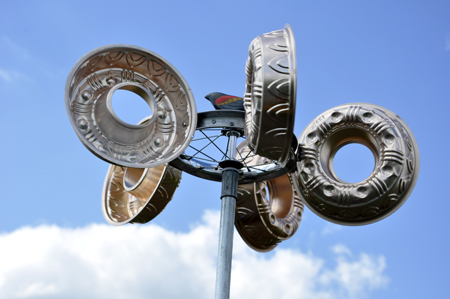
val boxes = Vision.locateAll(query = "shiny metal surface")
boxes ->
[235,141,303,252]
[102,163,182,225]
[215,136,240,299]
[244,24,297,167]
[170,110,297,184]
[65,44,197,168]
[294,103,420,225]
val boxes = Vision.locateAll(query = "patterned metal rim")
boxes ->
[235,141,303,252]
[294,103,420,225]
[244,24,297,167]
[65,44,197,168]
[102,163,182,225]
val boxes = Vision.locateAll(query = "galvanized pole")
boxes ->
[214,131,241,299]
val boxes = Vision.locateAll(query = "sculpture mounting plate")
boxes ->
[169,110,297,184]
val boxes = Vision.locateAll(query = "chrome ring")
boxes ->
[102,163,182,225]
[65,44,197,168]
[235,141,303,252]
[244,24,297,167]
[294,103,420,225]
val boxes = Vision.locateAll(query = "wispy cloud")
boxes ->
[0,211,389,299]
[0,37,34,83]
[446,34,450,51]
[1,36,31,60]
[322,223,342,236]
[0,68,29,82]
[333,244,353,256]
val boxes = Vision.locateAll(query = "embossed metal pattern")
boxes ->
[102,163,182,225]
[244,24,297,167]
[235,140,303,252]
[65,44,197,168]
[294,103,420,225]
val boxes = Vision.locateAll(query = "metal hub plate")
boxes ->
[170,110,297,184]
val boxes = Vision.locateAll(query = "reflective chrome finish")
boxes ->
[215,135,241,299]
[235,141,303,252]
[244,24,297,167]
[102,163,182,225]
[65,44,197,168]
[294,103,420,225]
[170,110,297,184]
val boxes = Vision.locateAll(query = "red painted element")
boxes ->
[215,95,242,105]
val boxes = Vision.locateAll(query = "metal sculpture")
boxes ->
[65,24,420,299]
[244,24,297,167]
[235,141,304,252]
[169,110,297,184]
[65,44,197,168]
[294,103,420,225]
[102,163,182,225]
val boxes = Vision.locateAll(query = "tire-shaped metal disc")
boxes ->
[244,24,297,167]
[65,44,197,168]
[294,103,420,225]
[235,140,303,252]
[102,163,182,225]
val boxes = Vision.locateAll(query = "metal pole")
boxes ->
[214,132,240,299]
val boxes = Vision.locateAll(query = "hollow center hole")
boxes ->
[333,143,375,183]
[123,167,146,190]
[261,176,292,219]
[111,89,153,125]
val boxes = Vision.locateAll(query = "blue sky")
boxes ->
[0,1,449,298]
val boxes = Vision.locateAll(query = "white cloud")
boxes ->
[322,223,342,236]
[321,245,389,298]
[333,244,352,256]
[0,211,388,299]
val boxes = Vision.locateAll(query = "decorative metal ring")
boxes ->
[294,103,420,225]
[65,44,197,168]
[102,163,182,225]
[244,24,297,167]
[235,140,303,252]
